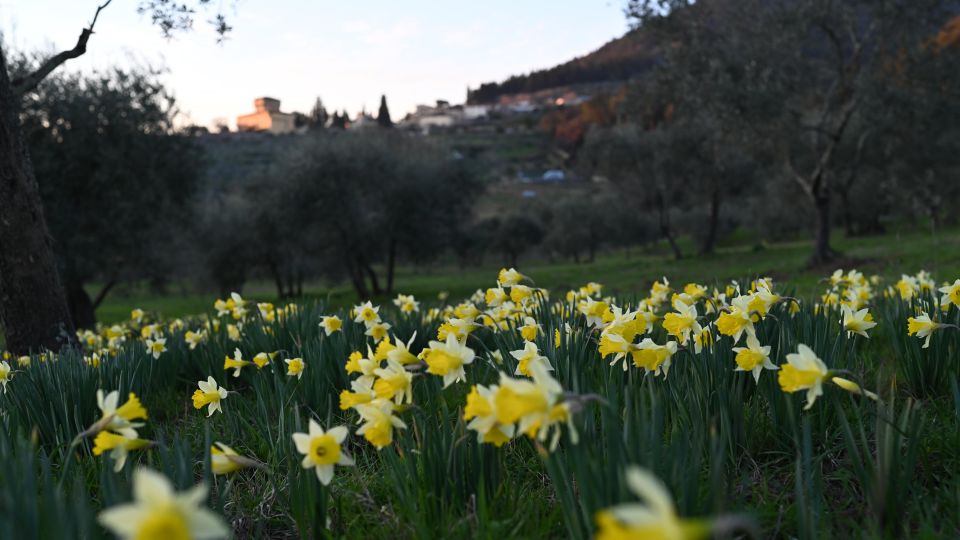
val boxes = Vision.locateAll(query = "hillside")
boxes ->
[466,29,658,104]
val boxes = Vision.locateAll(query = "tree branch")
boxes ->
[90,277,119,309]
[12,0,113,96]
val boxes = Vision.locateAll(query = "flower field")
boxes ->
[1,268,959,539]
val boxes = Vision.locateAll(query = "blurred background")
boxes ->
[2,0,959,328]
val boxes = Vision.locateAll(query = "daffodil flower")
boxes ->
[354,398,407,449]
[464,384,515,447]
[192,377,228,416]
[939,279,960,309]
[842,306,877,338]
[423,333,475,387]
[732,335,777,383]
[595,466,709,540]
[285,357,305,380]
[498,267,525,287]
[778,344,829,409]
[98,467,229,539]
[353,301,381,326]
[319,315,343,336]
[292,420,354,485]
[144,337,166,359]
[211,442,259,475]
[93,431,151,472]
[908,313,943,348]
[90,390,148,438]
[510,340,552,377]
[223,348,252,377]
[0,360,11,393]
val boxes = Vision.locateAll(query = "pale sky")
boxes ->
[2,1,629,128]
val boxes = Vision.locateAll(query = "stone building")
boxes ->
[236,97,296,134]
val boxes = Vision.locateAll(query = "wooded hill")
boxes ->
[466,29,658,104]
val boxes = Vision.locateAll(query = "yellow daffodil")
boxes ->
[464,384,515,447]
[437,317,479,341]
[354,398,407,449]
[510,340,552,377]
[662,299,701,346]
[778,344,828,409]
[630,339,678,378]
[595,466,709,540]
[130,308,145,324]
[98,467,229,539]
[386,333,420,365]
[339,378,376,410]
[144,337,166,360]
[319,315,343,336]
[353,301,381,326]
[486,286,509,307]
[93,431,151,472]
[0,360,11,393]
[907,312,943,348]
[285,357,305,380]
[732,335,777,383]
[92,390,148,438]
[210,442,258,475]
[842,306,877,338]
[498,267,525,287]
[493,363,575,449]
[423,333,475,387]
[253,351,276,369]
[895,275,918,300]
[365,321,392,342]
[226,324,241,342]
[373,358,414,404]
[292,420,354,485]
[393,294,420,314]
[519,316,541,341]
[223,348,252,377]
[939,279,960,309]
[192,377,228,416]
[184,330,205,350]
[715,295,755,343]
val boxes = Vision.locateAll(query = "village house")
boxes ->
[236,97,296,134]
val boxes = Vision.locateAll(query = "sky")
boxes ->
[2,1,629,128]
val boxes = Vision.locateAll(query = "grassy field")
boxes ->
[5,231,959,538]
[96,227,960,323]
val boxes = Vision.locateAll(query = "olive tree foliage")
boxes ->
[240,132,484,299]
[623,0,960,265]
[16,61,201,329]
[0,0,236,351]
[582,122,690,260]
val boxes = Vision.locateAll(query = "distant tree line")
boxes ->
[467,29,658,104]
[578,0,960,264]
[7,56,483,329]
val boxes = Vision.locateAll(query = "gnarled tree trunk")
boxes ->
[0,47,75,353]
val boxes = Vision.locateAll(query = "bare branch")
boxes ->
[783,154,814,200]
[11,0,113,96]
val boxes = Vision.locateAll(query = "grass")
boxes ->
[3,230,959,538]
[96,227,960,324]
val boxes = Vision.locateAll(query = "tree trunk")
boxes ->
[0,47,76,353]
[266,256,285,298]
[656,192,682,260]
[700,181,721,255]
[65,278,96,330]
[363,261,382,296]
[344,254,369,299]
[809,193,837,266]
[385,238,397,295]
